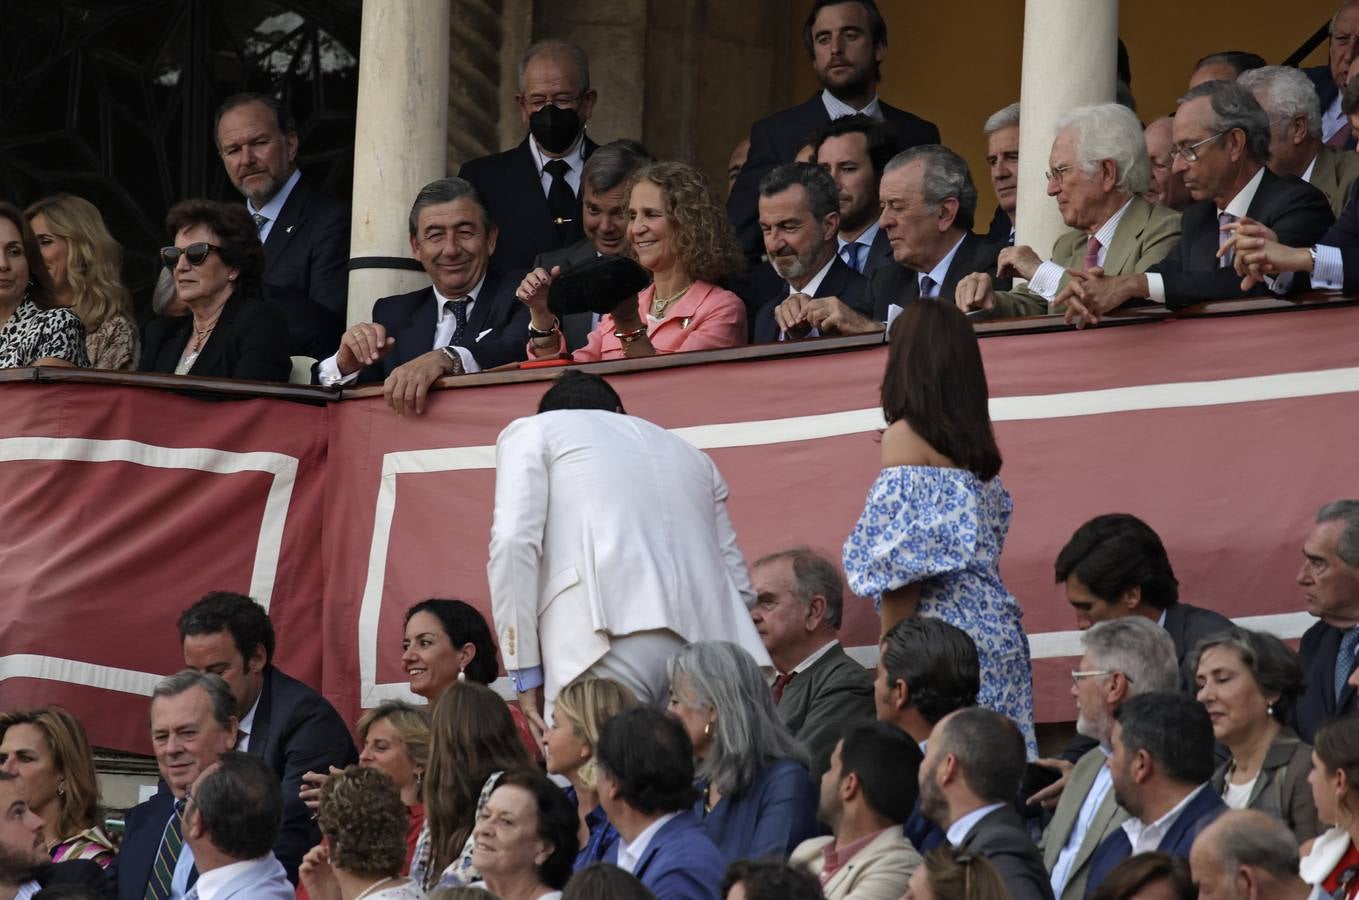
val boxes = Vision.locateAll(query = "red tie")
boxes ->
[1083,235,1102,271]
[771,671,796,704]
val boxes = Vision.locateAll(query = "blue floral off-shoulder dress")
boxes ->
[843,466,1037,757]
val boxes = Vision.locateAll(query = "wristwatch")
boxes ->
[440,346,465,375]
[527,317,560,340]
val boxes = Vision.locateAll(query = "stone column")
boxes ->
[346,0,450,325]
[1015,0,1118,256]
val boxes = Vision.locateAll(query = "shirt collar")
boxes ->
[433,273,488,311]
[1303,153,1320,184]
[821,827,890,877]
[946,802,1005,846]
[529,135,587,177]
[1157,608,1167,628]
[922,233,967,289]
[1221,166,1266,220]
[840,220,881,249]
[1120,783,1208,853]
[248,169,301,221]
[1091,196,1135,246]
[238,691,262,743]
[789,254,838,298]
[194,856,269,900]
[617,811,679,873]
[820,89,883,121]
[788,639,840,675]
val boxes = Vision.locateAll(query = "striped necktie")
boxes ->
[144,799,186,900]
[252,212,268,231]
[1336,629,1359,702]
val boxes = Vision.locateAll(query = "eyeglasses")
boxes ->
[1169,131,1227,163]
[1071,669,1135,686]
[523,92,586,112]
[1044,164,1074,186]
[160,242,221,270]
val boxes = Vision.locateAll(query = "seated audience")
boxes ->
[142,199,292,379]
[791,721,923,898]
[787,146,1000,336]
[750,546,874,777]
[874,617,979,854]
[1142,117,1191,211]
[300,766,423,899]
[25,194,138,369]
[982,102,1020,245]
[179,590,356,881]
[1084,693,1226,896]
[1188,51,1265,88]
[1300,714,1359,898]
[1086,853,1195,900]
[598,707,725,900]
[917,708,1053,900]
[1058,80,1333,326]
[0,772,110,897]
[1053,513,1231,690]
[410,682,533,891]
[754,163,867,342]
[1041,617,1180,900]
[471,770,579,900]
[1192,628,1318,841]
[402,598,540,762]
[317,177,529,412]
[957,104,1181,318]
[520,139,654,350]
[904,845,1009,900]
[813,114,903,277]
[1189,809,1309,900]
[108,670,238,900]
[543,677,638,869]
[0,201,88,368]
[180,752,294,898]
[0,708,114,867]
[520,161,747,360]
[720,859,823,900]
[1239,66,1359,218]
[1293,501,1359,743]
[667,641,820,861]
[562,863,655,900]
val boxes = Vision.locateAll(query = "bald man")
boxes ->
[1188,810,1309,900]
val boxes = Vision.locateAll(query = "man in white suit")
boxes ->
[182,752,295,899]
[488,370,769,732]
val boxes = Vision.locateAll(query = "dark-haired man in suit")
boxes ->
[812,114,903,279]
[460,40,599,273]
[216,93,350,359]
[727,0,938,264]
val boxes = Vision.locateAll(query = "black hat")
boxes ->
[547,254,652,317]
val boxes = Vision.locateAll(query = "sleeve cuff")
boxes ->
[511,666,544,692]
[1144,273,1167,305]
[317,354,360,387]
[450,345,481,374]
[1026,261,1064,300]
[1313,245,1344,290]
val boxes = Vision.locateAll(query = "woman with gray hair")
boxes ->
[1192,627,1319,842]
[665,640,818,862]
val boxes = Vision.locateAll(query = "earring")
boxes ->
[457,668,466,683]
[1267,703,1275,717]
[703,721,713,738]
[57,781,65,797]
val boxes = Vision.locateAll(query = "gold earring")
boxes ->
[703,721,713,738]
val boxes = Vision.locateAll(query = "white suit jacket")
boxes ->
[488,410,767,700]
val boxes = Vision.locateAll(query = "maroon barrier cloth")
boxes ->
[1,306,1357,751]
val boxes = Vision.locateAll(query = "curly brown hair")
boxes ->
[164,199,266,292]
[317,765,409,879]
[628,161,744,283]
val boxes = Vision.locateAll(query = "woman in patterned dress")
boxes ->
[0,202,88,369]
[0,707,115,867]
[842,301,1037,755]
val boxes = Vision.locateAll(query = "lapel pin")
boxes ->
[286,225,295,234]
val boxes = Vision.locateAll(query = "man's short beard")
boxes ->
[238,175,283,210]
[0,844,50,886]
[820,67,874,102]
[839,196,879,235]
[771,247,821,281]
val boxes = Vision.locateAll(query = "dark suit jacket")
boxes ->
[1314,183,1359,293]
[1163,602,1234,691]
[728,95,940,261]
[772,643,877,776]
[605,811,725,900]
[1149,168,1333,309]
[956,804,1055,900]
[247,666,358,882]
[986,206,1014,245]
[109,789,196,900]
[905,800,947,854]
[141,291,292,382]
[259,174,350,359]
[354,269,530,384]
[752,256,868,343]
[531,237,601,351]
[693,757,821,862]
[855,227,897,280]
[459,136,600,273]
[1084,786,1226,898]
[1295,620,1359,743]
[867,231,1002,322]
[38,859,113,897]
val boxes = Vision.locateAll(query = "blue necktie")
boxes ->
[1336,629,1359,702]
[841,242,863,273]
[446,299,470,346]
[144,799,185,900]
[918,274,936,298]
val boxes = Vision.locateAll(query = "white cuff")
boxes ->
[1026,260,1065,300]
[1144,273,1166,305]
[317,354,360,387]
[1313,245,1345,290]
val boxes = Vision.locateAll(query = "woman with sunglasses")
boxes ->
[0,201,89,369]
[141,199,292,381]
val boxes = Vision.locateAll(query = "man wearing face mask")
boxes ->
[460,40,600,273]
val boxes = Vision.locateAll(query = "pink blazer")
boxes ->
[546,281,747,362]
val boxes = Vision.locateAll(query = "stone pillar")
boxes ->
[346,0,450,325]
[1015,0,1118,256]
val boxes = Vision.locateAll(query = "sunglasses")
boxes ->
[160,242,221,269]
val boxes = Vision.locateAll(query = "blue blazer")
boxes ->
[693,757,821,862]
[605,811,724,900]
[109,789,196,900]
[904,798,947,854]
[1083,786,1226,898]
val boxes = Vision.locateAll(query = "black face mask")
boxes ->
[529,105,582,155]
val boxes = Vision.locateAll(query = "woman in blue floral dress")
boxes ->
[842,300,1036,755]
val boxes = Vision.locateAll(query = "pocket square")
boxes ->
[476,328,493,341]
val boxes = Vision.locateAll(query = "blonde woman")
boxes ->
[543,678,637,871]
[26,194,138,370]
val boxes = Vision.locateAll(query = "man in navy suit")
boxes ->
[179,592,356,884]
[1292,501,1359,743]
[1083,693,1225,898]
[1305,2,1359,149]
[727,0,938,264]
[316,177,530,414]
[600,708,724,900]
[753,163,867,343]
[811,114,903,280]
[460,40,599,273]
[109,671,239,900]
[215,93,350,359]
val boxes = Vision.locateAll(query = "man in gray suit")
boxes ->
[182,752,294,899]
[1040,617,1180,900]
[752,547,874,778]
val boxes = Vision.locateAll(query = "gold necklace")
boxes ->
[190,309,225,351]
[651,283,692,317]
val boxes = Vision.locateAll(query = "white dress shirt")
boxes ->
[1028,197,1135,300]
[615,812,680,874]
[886,233,966,329]
[1049,748,1114,896]
[821,90,884,122]
[172,825,196,898]
[235,693,260,753]
[247,169,301,244]
[1120,783,1209,855]
[193,858,260,900]
[947,802,1006,846]
[1323,93,1349,145]
[529,136,587,199]
[1145,167,1265,303]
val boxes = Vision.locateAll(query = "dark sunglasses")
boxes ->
[160,242,221,269]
